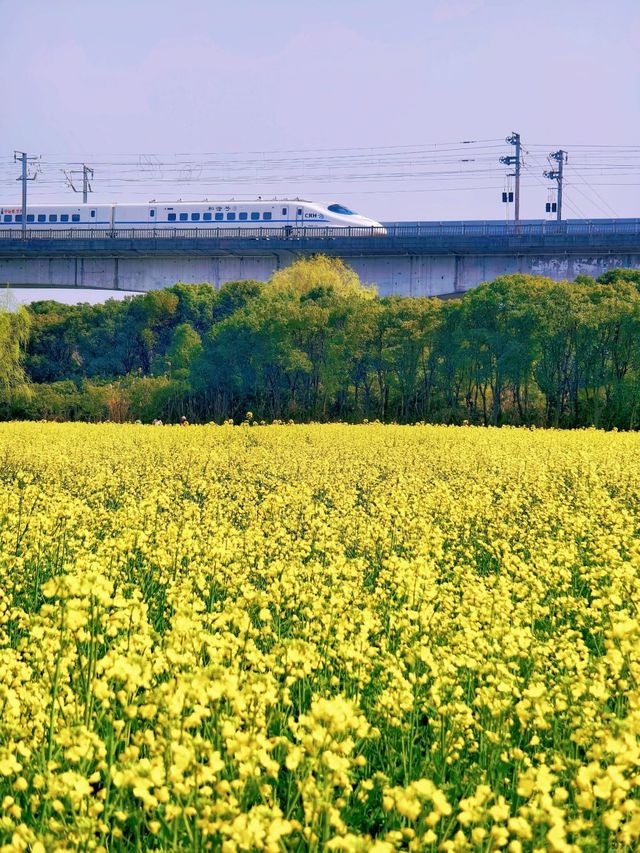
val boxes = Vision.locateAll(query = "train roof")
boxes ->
[0,199,317,208]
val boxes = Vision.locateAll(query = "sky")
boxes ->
[0,0,638,303]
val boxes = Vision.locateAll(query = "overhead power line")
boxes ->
[0,137,637,218]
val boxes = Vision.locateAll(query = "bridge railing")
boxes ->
[0,221,639,241]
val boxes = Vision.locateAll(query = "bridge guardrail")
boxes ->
[0,221,639,241]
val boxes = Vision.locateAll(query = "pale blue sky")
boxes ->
[0,0,639,303]
[0,0,640,310]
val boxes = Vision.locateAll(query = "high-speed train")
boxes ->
[0,199,386,233]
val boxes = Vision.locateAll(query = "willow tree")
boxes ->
[0,303,31,397]
[268,255,376,301]
[266,256,377,417]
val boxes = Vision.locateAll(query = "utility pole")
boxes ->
[499,132,522,225]
[14,151,39,239]
[544,150,568,221]
[81,164,93,203]
[64,164,94,203]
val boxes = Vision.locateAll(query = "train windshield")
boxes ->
[328,203,356,216]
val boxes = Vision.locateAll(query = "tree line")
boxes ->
[3,256,640,429]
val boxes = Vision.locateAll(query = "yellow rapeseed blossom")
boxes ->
[0,421,638,849]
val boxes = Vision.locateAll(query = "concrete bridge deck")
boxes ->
[1,220,639,296]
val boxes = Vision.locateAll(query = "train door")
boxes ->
[295,206,304,229]
[283,206,292,237]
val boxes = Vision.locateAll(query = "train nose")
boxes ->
[358,217,385,232]
[367,221,387,235]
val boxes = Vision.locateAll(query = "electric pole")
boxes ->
[544,150,568,221]
[499,132,522,225]
[81,164,93,203]
[14,151,39,239]
[64,164,94,203]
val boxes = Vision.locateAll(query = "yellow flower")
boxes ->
[2,421,640,847]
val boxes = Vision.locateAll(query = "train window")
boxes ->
[282,207,287,215]
[215,212,224,221]
[150,210,155,218]
[38,214,46,223]
[179,213,188,222]
[168,213,177,221]
[328,204,355,215]
[203,212,212,221]
[60,214,69,223]
[15,215,22,223]
[191,213,200,221]
[263,212,272,220]
[239,212,248,220]
[90,209,96,218]
[3,215,11,222]
[49,214,58,222]
[227,212,236,221]
[72,214,80,222]
[251,212,260,221]
[27,214,34,223]
[297,208,303,216]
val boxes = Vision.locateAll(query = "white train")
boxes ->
[0,199,385,233]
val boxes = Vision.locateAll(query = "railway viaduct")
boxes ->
[1,220,639,297]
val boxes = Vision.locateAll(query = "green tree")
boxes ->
[0,303,31,399]
[213,279,263,322]
[16,269,640,429]
[164,323,203,379]
[533,282,589,427]
[265,257,375,418]
[269,255,376,301]
[167,283,218,332]
[575,280,640,427]
[378,296,443,421]
[597,268,640,289]
[460,276,549,425]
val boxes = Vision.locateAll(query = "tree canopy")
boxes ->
[7,256,640,428]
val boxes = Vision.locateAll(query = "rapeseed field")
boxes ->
[0,422,639,852]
